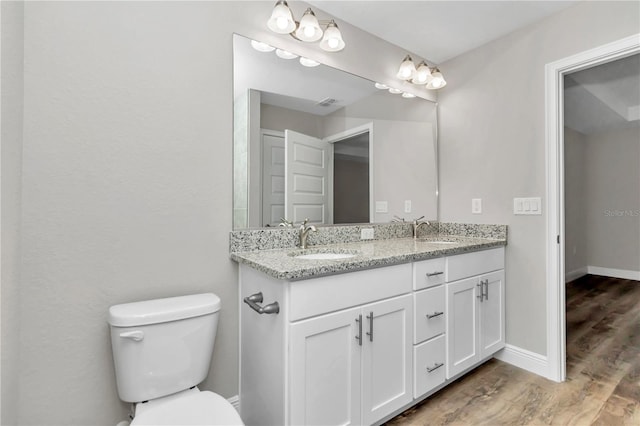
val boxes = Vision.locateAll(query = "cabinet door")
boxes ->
[289,307,362,426]
[361,294,413,425]
[479,270,505,358]
[446,277,480,379]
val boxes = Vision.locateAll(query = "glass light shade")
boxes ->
[320,21,345,52]
[299,57,320,67]
[388,88,402,94]
[374,82,388,90]
[267,1,296,34]
[412,61,432,84]
[295,8,323,42]
[276,49,298,59]
[396,55,416,80]
[402,92,416,98]
[426,70,446,89]
[250,40,275,53]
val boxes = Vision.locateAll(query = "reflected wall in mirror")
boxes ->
[233,34,438,229]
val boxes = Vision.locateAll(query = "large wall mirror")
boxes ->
[233,34,438,230]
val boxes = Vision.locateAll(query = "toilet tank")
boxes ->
[108,293,221,403]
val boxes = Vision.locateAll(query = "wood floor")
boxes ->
[386,274,640,425]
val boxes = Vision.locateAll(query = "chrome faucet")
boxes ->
[298,218,317,249]
[412,216,430,239]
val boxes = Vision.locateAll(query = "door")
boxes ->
[479,270,505,358]
[261,131,285,227]
[289,307,362,426]
[361,294,413,425]
[285,130,331,224]
[446,277,480,379]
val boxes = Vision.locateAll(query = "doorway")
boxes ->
[332,131,370,223]
[545,34,640,382]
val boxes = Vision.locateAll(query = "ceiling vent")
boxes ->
[316,97,338,107]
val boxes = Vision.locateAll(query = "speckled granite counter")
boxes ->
[231,235,506,281]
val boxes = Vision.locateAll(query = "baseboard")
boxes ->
[228,395,240,412]
[494,344,548,378]
[565,267,588,282]
[587,266,640,281]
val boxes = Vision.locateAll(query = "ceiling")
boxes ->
[308,1,579,64]
[564,53,640,135]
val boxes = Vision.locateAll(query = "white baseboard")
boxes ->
[494,344,548,378]
[565,267,588,282]
[228,395,240,412]
[587,266,640,281]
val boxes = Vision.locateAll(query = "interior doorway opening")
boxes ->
[332,131,370,224]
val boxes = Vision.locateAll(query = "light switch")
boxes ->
[375,201,388,213]
[514,197,542,215]
[404,200,412,213]
[472,198,482,214]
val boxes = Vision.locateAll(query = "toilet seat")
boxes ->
[131,388,244,425]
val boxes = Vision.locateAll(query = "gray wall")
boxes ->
[438,0,640,355]
[3,1,436,424]
[584,126,640,272]
[1,1,24,425]
[564,127,588,276]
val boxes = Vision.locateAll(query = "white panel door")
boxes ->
[261,132,285,227]
[361,294,413,425]
[289,307,362,426]
[479,270,506,358]
[285,129,331,224]
[446,276,480,379]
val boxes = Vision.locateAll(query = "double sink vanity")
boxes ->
[231,222,507,426]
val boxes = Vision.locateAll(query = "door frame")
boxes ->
[324,123,375,223]
[545,33,640,382]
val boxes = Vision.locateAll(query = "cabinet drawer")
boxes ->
[414,285,445,344]
[413,334,446,398]
[289,263,412,321]
[413,257,446,290]
[446,247,504,282]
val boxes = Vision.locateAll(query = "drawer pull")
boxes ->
[426,271,444,277]
[366,312,374,342]
[355,315,363,346]
[426,311,444,319]
[427,362,444,373]
[477,282,483,301]
[243,292,280,315]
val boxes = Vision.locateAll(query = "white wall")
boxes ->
[7,1,438,424]
[438,0,640,355]
[1,2,24,424]
[584,126,640,272]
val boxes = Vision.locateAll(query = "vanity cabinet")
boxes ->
[445,248,505,379]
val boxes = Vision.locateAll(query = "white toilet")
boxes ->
[108,293,244,425]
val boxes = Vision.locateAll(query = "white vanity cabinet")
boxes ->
[239,263,413,426]
[445,248,505,379]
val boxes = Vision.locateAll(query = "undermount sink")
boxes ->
[290,249,360,261]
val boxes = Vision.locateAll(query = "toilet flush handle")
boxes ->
[119,330,144,342]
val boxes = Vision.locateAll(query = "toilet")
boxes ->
[108,293,243,425]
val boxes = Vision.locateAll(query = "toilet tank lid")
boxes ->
[108,293,221,327]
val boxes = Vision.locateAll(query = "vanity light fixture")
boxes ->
[275,49,298,60]
[250,40,276,52]
[397,55,447,90]
[299,57,320,67]
[388,87,403,95]
[374,82,389,90]
[267,1,346,52]
[402,92,416,98]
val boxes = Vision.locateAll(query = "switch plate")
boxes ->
[361,228,374,240]
[514,197,542,215]
[375,201,388,213]
[472,198,482,214]
[404,200,412,213]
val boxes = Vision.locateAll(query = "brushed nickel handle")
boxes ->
[477,282,483,301]
[366,312,374,342]
[484,279,489,301]
[426,271,444,277]
[427,362,444,373]
[243,292,280,315]
[426,311,444,319]
[355,315,362,346]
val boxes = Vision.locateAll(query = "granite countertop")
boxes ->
[231,235,506,281]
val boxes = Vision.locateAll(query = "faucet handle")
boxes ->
[392,215,405,223]
[413,215,426,223]
[279,217,293,227]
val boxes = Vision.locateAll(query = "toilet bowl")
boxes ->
[108,293,243,426]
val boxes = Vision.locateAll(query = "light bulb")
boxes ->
[328,38,339,49]
[300,57,320,67]
[295,8,323,42]
[320,20,345,52]
[250,40,275,53]
[412,62,431,85]
[426,69,447,89]
[374,83,388,90]
[267,1,296,34]
[396,55,416,80]
[276,49,298,59]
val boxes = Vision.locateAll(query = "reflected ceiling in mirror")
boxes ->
[233,34,438,230]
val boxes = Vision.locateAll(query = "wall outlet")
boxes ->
[404,200,412,213]
[361,228,374,240]
[375,201,388,213]
[472,198,482,214]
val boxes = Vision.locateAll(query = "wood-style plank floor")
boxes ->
[385,274,640,425]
